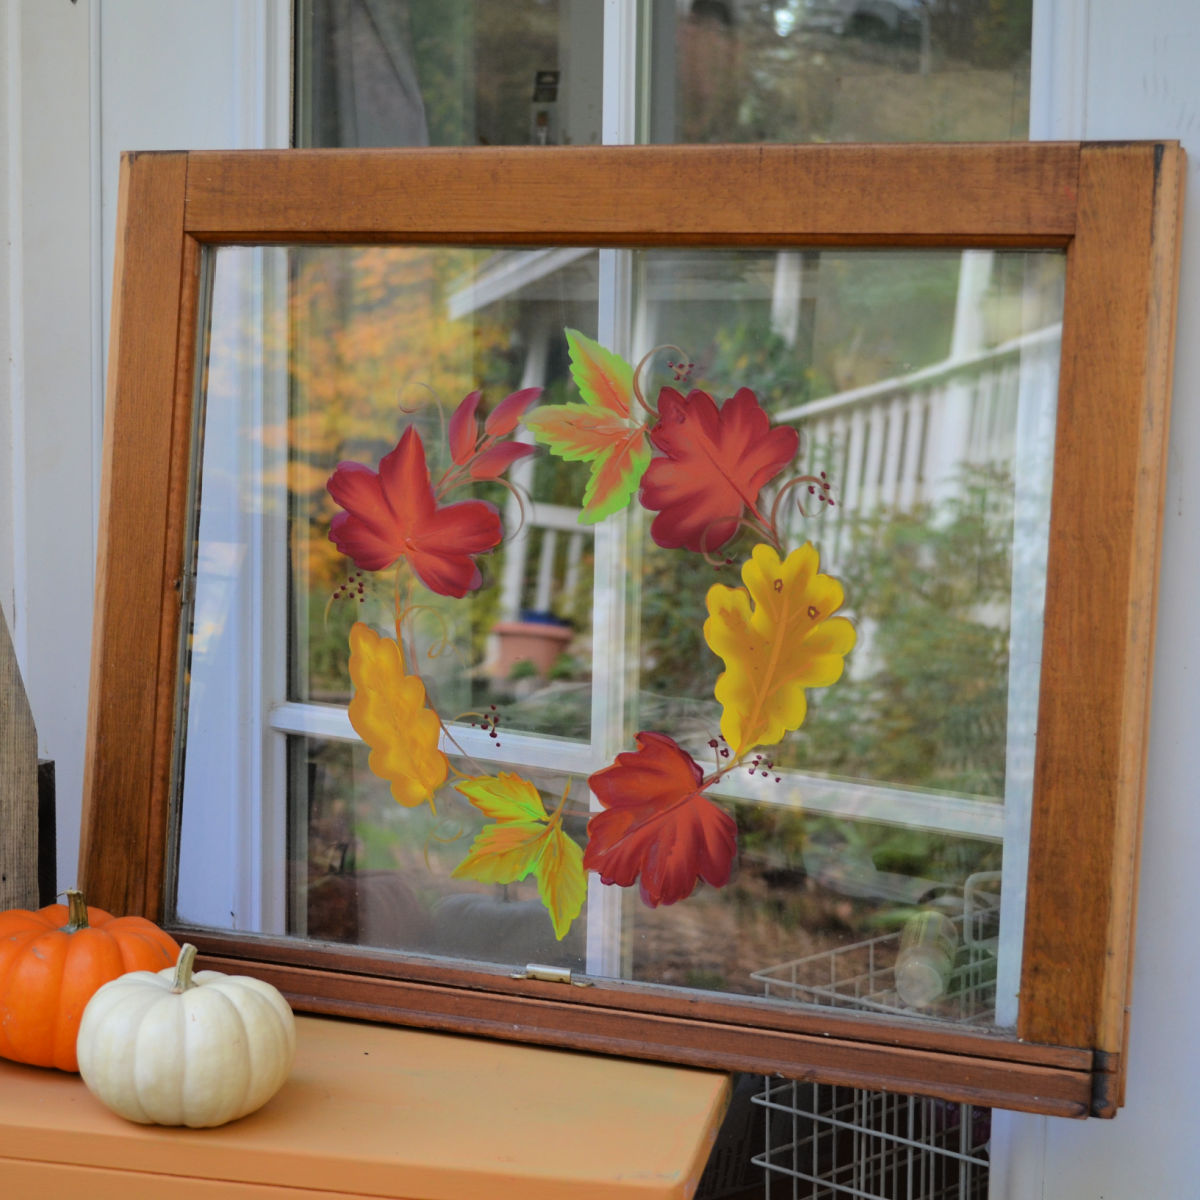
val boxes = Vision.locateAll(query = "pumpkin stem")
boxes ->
[63,888,89,932]
[172,943,199,992]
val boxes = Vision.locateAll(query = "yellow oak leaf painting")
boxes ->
[347,621,449,808]
[704,542,856,757]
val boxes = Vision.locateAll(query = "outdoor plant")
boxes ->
[324,328,855,939]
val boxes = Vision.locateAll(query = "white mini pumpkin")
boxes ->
[76,943,295,1128]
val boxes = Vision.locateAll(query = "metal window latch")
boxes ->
[510,963,591,987]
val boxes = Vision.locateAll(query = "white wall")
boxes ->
[0,0,287,889]
[990,1,1200,1196]
[2,0,100,891]
[3,1,1200,1193]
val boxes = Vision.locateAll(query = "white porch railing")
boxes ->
[776,323,1062,558]
[497,323,1063,622]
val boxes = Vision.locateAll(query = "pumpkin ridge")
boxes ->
[202,985,254,1125]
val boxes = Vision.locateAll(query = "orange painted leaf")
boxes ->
[523,328,650,523]
[703,542,856,756]
[640,387,799,552]
[584,732,737,908]
[347,622,449,808]
[452,773,585,940]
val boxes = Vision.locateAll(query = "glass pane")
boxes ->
[626,247,1065,800]
[174,242,600,935]
[613,246,1061,1027]
[175,240,1062,1034]
[296,0,601,148]
[297,735,588,969]
[281,244,599,725]
[656,0,1031,143]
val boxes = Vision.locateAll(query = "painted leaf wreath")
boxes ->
[324,330,853,937]
[452,774,586,940]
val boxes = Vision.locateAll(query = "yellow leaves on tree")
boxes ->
[347,621,449,808]
[452,773,586,941]
[704,542,856,758]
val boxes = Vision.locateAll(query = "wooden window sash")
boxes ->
[79,142,1184,1117]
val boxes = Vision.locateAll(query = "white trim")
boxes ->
[448,247,595,319]
[89,0,104,555]
[1029,0,1089,140]
[268,701,602,779]
[2,0,27,665]
[602,0,639,145]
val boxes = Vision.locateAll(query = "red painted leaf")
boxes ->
[584,731,738,908]
[640,387,800,552]
[327,427,502,597]
[484,387,542,436]
[469,440,537,480]
[448,390,482,464]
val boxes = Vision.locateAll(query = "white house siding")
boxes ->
[2,0,100,894]
[0,0,288,891]
[2,1,1199,1195]
[991,2,1200,1197]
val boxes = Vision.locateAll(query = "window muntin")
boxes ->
[175,239,1064,1034]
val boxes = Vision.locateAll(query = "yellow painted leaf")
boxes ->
[452,773,586,940]
[347,621,449,808]
[703,542,856,757]
[535,824,586,941]
[452,822,546,884]
[454,772,548,824]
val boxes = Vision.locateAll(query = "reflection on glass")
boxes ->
[296,0,1030,152]
[660,0,1031,143]
[176,241,1062,1033]
[296,737,587,971]
[296,0,600,149]
[281,245,599,730]
[626,247,1065,803]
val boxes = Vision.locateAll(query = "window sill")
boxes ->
[0,1015,731,1199]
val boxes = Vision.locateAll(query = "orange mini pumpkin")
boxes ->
[0,888,179,1072]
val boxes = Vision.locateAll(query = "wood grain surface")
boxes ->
[1020,143,1184,1113]
[0,603,38,910]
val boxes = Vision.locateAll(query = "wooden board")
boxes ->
[0,603,38,910]
[1020,142,1185,1114]
[0,1015,730,1200]
[183,143,1080,246]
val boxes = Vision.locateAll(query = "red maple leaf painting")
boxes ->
[327,427,502,597]
[584,731,738,907]
[640,387,800,553]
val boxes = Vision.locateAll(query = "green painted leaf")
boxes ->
[522,329,650,523]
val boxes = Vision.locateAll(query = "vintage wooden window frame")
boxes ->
[79,142,1183,1118]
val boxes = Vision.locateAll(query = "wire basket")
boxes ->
[749,873,1001,1025]
[746,874,999,1198]
[752,1080,990,1200]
